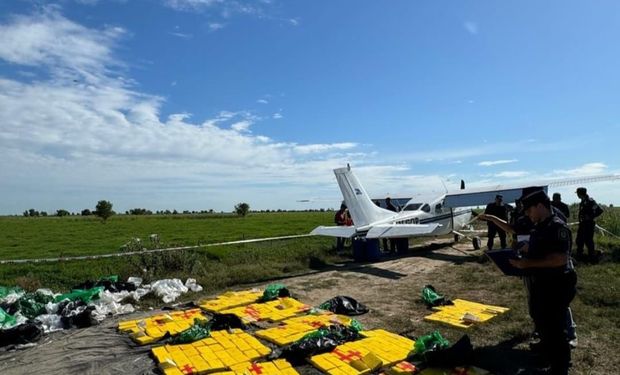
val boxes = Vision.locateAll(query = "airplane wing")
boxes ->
[310,226,357,238]
[366,223,442,239]
[443,174,620,208]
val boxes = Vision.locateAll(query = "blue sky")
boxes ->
[0,0,619,214]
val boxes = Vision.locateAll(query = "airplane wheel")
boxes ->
[472,236,481,250]
[454,234,461,242]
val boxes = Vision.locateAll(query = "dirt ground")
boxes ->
[0,240,520,375]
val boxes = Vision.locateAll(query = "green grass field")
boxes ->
[0,211,333,260]
[0,212,338,291]
[1,209,619,373]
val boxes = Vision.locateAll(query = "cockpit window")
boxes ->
[421,204,431,213]
[403,203,423,211]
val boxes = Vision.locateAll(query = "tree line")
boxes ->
[21,200,334,219]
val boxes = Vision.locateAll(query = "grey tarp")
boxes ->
[0,313,157,375]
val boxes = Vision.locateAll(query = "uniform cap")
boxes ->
[576,187,587,194]
[520,189,550,209]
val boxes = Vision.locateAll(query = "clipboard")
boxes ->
[485,248,526,276]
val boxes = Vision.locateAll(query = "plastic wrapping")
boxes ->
[412,331,450,358]
[90,290,135,321]
[54,286,104,304]
[318,296,369,316]
[281,324,361,364]
[127,277,143,287]
[150,279,189,303]
[0,323,42,347]
[209,313,246,331]
[170,318,211,344]
[0,307,17,329]
[35,314,64,333]
[259,284,290,302]
[0,287,24,306]
[11,291,55,319]
[185,278,203,292]
[58,301,97,328]
[421,285,453,307]
[423,334,473,368]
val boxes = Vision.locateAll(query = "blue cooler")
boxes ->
[352,238,365,261]
[366,239,381,261]
[396,238,409,253]
[353,238,381,262]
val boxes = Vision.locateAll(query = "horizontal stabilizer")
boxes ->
[310,226,357,238]
[366,223,441,239]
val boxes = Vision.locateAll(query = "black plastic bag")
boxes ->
[318,296,369,316]
[409,334,473,369]
[0,323,43,347]
[210,313,247,331]
[280,324,361,364]
[72,280,137,293]
[422,334,473,367]
[57,300,96,329]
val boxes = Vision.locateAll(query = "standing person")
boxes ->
[551,193,570,220]
[334,204,348,252]
[575,187,603,263]
[383,197,397,253]
[483,197,577,350]
[510,189,577,375]
[484,194,508,250]
[385,197,397,212]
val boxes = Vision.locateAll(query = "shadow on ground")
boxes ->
[473,334,545,375]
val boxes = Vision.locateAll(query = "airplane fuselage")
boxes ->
[357,194,473,237]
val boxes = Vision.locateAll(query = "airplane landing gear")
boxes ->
[472,236,481,250]
[454,233,461,242]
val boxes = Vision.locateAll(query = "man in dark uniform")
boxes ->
[575,187,603,263]
[484,194,508,250]
[551,193,570,220]
[510,189,577,375]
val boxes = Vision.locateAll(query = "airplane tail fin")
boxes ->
[334,166,396,228]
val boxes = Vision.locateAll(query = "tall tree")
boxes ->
[234,202,250,217]
[94,200,114,222]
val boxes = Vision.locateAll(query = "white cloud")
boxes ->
[387,139,577,165]
[552,162,608,177]
[164,0,265,19]
[494,171,529,178]
[0,9,370,213]
[0,9,123,77]
[256,99,268,104]
[164,0,223,11]
[478,159,518,167]
[293,143,357,155]
[273,112,283,119]
[170,31,193,38]
[209,23,225,31]
[289,18,299,26]
[464,21,478,35]
[231,120,252,132]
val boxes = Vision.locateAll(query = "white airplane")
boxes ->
[311,164,620,248]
